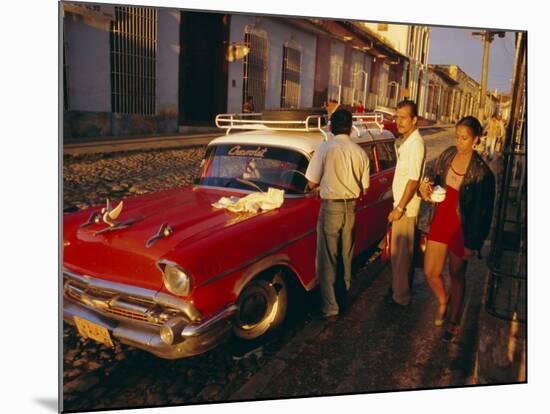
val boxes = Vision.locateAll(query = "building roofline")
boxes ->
[431,64,481,88]
[343,21,410,63]
[429,65,459,85]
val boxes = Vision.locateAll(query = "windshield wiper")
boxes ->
[234,178,264,193]
[220,177,265,193]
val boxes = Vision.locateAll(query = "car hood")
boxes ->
[63,186,262,291]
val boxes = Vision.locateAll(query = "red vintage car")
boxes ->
[63,109,397,359]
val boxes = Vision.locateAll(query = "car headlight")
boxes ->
[159,261,191,296]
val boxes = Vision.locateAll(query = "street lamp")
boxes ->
[226,42,250,62]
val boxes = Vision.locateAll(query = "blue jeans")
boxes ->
[316,200,356,316]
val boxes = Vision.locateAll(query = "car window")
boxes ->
[360,144,377,175]
[198,144,309,194]
[384,141,397,164]
[374,142,396,171]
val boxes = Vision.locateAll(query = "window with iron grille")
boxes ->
[110,7,157,115]
[350,52,364,104]
[242,28,268,112]
[378,63,389,101]
[427,85,435,114]
[280,45,301,108]
[328,53,343,102]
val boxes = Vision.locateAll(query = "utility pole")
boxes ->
[472,30,505,124]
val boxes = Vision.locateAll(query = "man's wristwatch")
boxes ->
[396,205,406,215]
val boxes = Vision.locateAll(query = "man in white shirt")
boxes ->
[306,109,370,320]
[386,100,426,307]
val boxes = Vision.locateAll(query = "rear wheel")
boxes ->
[232,271,288,340]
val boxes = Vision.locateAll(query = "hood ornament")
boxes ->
[101,198,124,227]
[93,215,144,236]
[146,223,174,248]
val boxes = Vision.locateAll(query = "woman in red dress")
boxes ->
[419,116,495,342]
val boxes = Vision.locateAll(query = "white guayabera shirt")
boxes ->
[392,129,426,217]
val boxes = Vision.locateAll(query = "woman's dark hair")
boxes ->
[456,116,482,137]
[330,108,353,135]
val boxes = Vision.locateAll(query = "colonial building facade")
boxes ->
[62,3,433,140]
[426,64,502,125]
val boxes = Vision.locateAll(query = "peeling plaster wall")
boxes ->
[63,9,180,139]
[155,9,180,133]
[64,13,111,113]
[227,15,316,113]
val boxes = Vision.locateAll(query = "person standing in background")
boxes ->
[243,96,255,113]
[484,112,505,160]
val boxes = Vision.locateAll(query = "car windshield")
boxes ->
[197,144,310,195]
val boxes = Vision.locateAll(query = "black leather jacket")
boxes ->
[427,146,496,251]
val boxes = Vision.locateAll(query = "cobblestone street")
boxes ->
[63,146,206,211]
[62,128,470,411]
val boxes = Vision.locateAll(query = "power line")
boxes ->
[499,36,515,64]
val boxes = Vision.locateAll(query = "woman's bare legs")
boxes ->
[448,251,468,330]
[423,240,449,324]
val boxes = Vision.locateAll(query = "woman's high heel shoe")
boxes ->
[442,321,460,342]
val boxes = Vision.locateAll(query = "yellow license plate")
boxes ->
[74,316,114,347]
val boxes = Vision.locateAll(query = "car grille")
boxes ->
[64,275,181,326]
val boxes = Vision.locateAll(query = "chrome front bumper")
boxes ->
[63,270,238,359]
[64,298,238,359]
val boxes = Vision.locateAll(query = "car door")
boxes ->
[371,140,396,241]
[354,142,379,254]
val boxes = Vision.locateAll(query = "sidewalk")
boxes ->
[226,244,490,401]
[63,124,454,156]
[63,131,219,155]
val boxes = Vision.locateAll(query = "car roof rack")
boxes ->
[215,113,330,140]
[352,112,385,132]
[216,111,386,141]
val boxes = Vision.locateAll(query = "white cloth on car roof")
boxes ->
[212,187,284,213]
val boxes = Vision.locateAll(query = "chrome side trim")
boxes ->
[181,304,238,337]
[197,228,316,289]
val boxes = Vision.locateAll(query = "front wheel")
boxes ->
[232,272,288,340]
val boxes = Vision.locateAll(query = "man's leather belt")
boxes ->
[322,198,357,202]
